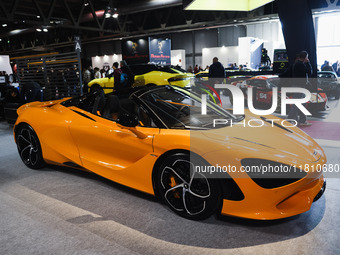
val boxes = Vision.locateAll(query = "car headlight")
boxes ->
[241,159,307,189]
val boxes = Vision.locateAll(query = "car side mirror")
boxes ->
[116,114,147,139]
[117,113,139,127]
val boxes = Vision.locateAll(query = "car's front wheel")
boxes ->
[16,124,45,169]
[156,153,221,220]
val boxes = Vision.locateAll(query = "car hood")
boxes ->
[198,116,322,163]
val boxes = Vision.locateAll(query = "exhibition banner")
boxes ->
[149,37,171,65]
[121,38,149,65]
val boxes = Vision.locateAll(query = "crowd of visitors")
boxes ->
[321,60,340,76]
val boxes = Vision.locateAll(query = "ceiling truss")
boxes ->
[0,0,276,54]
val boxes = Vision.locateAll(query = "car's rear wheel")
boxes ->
[16,124,45,169]
[156,153,221,220]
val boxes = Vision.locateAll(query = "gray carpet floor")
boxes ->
[1,120,340,255]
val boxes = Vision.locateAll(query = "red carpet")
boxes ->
[298,121,340,141]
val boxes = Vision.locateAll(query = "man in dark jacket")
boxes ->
[287,51,312,126]
[208,57,226,78]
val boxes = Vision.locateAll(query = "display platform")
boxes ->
[0,97,340,254]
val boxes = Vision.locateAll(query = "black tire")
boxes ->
[16,124,45,169]
[156,153,221,220]
[89,84,103,93]
[146,83,157,87]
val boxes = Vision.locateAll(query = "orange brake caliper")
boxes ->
[170,176,180,198]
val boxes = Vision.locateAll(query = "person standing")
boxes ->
[112,62,122,90]
[332,61,339,76]
[194,65,199,74]
[120,60,134,88]
[94,67,101,79]
[100,69,106,78]
[321,60,328,70]
[208,57,226,78]
[83,66,92,93]
[187,66,193,73]
[321,61,334,72]
[287,51,312,126]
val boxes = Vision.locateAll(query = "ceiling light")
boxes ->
[37,15,40,18]
[2,24,7,27]
[112,8,119,18]
[36,28,42,32]
[9,29,24,35]
[184,0,274,11]
[84,2,89,6]
[0,39,2,42]
[105,2,118,19]
[43,28,48,32]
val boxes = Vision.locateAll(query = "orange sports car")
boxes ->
[14,85,326,220]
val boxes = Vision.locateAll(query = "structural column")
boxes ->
[276,0,318,77]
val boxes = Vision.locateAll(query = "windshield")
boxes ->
[318,72,336,78]
[267,78,281,88]
[138,86,240,129]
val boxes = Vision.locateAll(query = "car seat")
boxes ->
[92,90,105,115]
[102,95,121,119]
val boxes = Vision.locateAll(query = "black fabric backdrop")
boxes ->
[276,0,317,78]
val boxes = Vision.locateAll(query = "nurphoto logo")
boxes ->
[201,85,312,116]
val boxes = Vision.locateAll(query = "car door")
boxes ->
[68,107,158,182]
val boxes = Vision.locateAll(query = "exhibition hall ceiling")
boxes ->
[0,0,277,54]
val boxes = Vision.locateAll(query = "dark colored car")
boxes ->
[238,75,328,112]
[317,71,340,99]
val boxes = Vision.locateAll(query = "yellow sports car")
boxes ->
[88,64,194,93]
[14,85,326,220]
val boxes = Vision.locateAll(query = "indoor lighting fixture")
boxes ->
[43,28,48,32]
[2,24,7,27]
[36,28,42,32]
[37,15,40,18]
[105,1,119,19]
[0,39,2,42]
[184,0,274,11]
[112,8,119,18]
